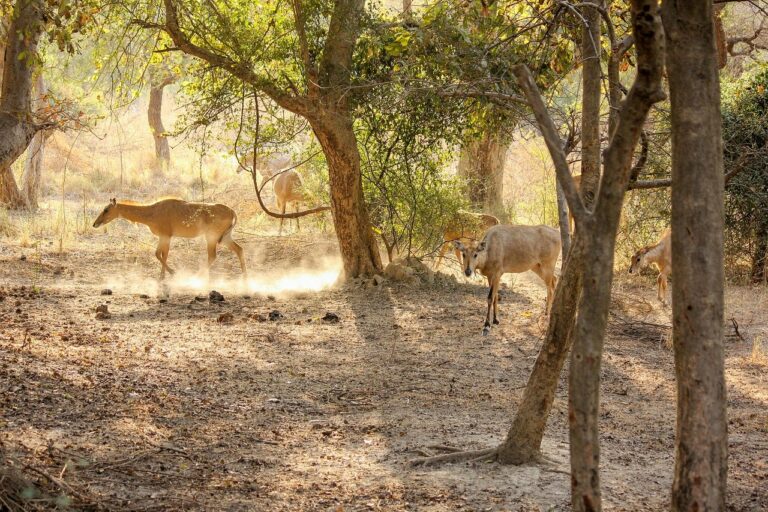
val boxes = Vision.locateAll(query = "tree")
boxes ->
[411,3,665,485]
[147,71,175,173]
[0,0,46,209]
[20,72,51,209]
[457,125,510,219]
[579,0,603,210]
[138,0,382,279]
[722,68,768,283]
[663,2,729,509]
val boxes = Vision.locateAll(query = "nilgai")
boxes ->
[93,198,247,279]
[454,224,561,335]
[629,228,671,303]
[434,210,500,270]
[237,151,305,234]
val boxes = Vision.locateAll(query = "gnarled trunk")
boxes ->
[0,0,45,209]
[458,128,510,220]
[21,73,50,209]
[663,2,729,510]
[311,113,383,279]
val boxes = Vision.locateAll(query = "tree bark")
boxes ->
[0,0,45,209]
[457,127,511,220]
[579,0,603,209]
[663,3,729,510]
[148,75,174,173]
[312,113,383,278]
[752,219,767,283]
[21,73,50,209]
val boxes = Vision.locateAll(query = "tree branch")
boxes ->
[512,64,587,225]
[138,0,311,117]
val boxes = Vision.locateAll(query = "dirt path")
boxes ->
[1,231,766,511]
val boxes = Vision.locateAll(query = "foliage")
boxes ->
[722,65,768,280]
[358,86,468,258]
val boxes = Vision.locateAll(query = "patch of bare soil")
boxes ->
[1,230,766,511]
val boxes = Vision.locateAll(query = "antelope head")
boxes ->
[453,239,488,277]
[629,247,650,274]
[93,198,118,228]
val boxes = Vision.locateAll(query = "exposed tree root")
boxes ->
[410,447,498,466]
[410,445,573,474]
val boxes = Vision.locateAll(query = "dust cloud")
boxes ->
[101,256,342,297]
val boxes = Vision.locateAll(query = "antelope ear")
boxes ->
[477,240,487,251]
[452,240,464,250]
[110,198,117,205]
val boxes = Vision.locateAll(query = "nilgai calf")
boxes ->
[93,198,247,279]
[454,224,561,335]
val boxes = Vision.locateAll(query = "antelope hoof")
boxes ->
[493,318,500,325]
[482,325,491,336]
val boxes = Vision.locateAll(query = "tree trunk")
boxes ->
[457,128,510,219]
[752,219,768,283]
[496,238,584,463]
[579,0,603,209]
[148,76,173,173]
[21,73,50,209]
[568,2,666,510]
[312,113,383,279]
[0,0,45,209]
[663,3,729,510]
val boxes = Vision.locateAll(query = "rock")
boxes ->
[321,312,340,324]
[383,260,417,284]
[268,310,283,321]
[19,255,26,261]
[217,312,234,323]
[209,290,225,303]
[101,289,113,296]
[139,294,149,299]
[250,313,267,322]
[194,296,206,302]
[372,274,385,286]
[95,304,111,320]
[158,298,168,304]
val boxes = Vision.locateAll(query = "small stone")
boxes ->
[321,312,340,324]
[19,255,26,261]
[101,289,113,296]
[139,294,149,299]
[158,298,168,304]
[209,290,225,303]
[268,310,283,321]
[217,312,234,323]
[95,305,111,319]
[250,313,267,322]
[372,274,385,286]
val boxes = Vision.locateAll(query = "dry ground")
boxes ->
[1,217,766,511]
